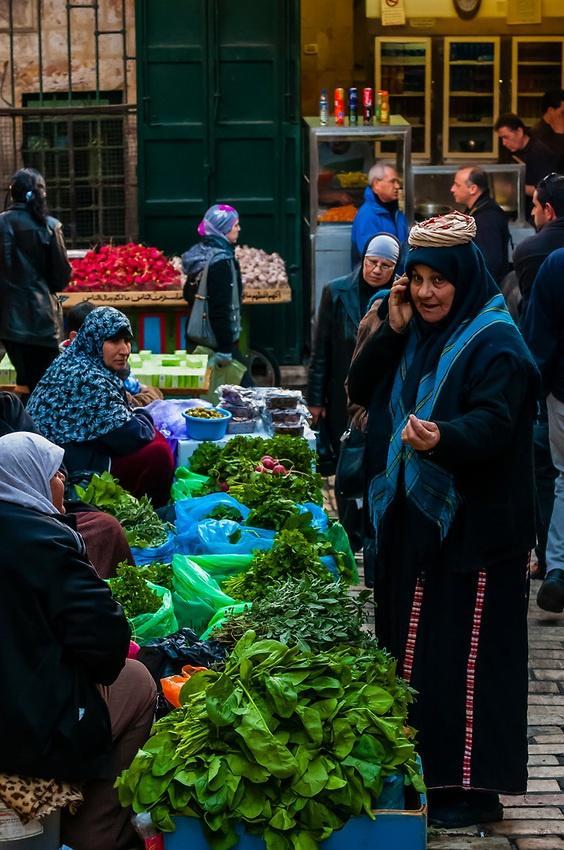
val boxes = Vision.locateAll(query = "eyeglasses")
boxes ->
[364,258,395,272]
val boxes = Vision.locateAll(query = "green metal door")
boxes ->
[136,0,303,365]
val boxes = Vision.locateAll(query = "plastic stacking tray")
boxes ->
[164,786,427,850]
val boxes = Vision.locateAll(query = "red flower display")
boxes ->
[65,243,182,292]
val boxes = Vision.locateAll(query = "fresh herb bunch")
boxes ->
[230,468,323,511]
[213,575,373,652]
[76,472,172,548]
[222,529,330,601]
[187,442,222,476]
[109,563,162,619]
[138,561,174,590]
[189,435,317,481]
[117,632,424,849]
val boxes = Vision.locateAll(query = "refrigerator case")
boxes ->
[303,116,413,323]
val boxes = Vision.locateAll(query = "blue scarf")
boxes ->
[368,292,517,543]
[27,307,134,444]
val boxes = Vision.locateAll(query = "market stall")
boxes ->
[61,400,427,850]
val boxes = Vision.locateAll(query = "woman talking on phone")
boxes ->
[348,212,537,828]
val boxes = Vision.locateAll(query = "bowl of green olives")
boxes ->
[182,406,232,441]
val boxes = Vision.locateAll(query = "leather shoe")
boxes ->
[537,569,564,613]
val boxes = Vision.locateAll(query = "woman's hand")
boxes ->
[309,405,326,427]
[388,275,413,333]
[401,414,440,451]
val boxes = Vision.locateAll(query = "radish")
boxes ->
[272,464,286,475]
[255,463,266,473]
[218,481,230,492]
[261,455,276,470]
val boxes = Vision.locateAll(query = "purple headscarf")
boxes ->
[198,204,239,239]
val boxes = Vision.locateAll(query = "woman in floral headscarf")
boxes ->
[182,203,243,365]
[27,307,174,506]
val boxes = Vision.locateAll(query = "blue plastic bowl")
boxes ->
[182,407,232,441]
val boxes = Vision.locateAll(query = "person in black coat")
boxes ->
[307,233,401,458]
[0,430,156,850]
[348,212,537,828]
[0,168,71,392]
[450,166,510,284]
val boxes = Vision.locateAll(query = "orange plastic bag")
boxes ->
[160,664,208,708]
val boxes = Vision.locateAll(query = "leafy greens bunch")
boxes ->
[222,529,332,601]
[213,576,373,653]
[109,563,162,619]
[188,437,323,508]
[76,471,172,547]
[117,631,424,850]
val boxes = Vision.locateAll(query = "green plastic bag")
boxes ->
[187,554,254,586]
[193,345,246,401]
[171,555,237,634]
[129,582,179,645]
[326,521,359,584]
[172,468,210,501]
[199,602,251,640]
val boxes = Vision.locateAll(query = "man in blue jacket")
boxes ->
[522,247,564,611]
[351,163,409,268]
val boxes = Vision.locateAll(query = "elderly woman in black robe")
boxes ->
[348,212,537,828]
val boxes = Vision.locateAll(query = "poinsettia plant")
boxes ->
[65,243,183,292]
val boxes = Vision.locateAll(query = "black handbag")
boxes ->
[335,426,366,500]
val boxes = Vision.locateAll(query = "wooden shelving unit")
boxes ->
[512,37,564,125]
[443,37,500,161]
[375,37,431,161]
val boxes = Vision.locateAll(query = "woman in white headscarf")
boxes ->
[0,431,156,850]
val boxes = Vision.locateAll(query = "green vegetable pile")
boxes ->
[137,561,174,591]
[213,576,373,654]
[109,563,162,619]
[187,436,323,509]
[222,529,333,602]
[117,632,424,850]
[76,471,173,547]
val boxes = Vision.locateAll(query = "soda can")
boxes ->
[348,87,358,125]
[362,87,373,125]
[334,87,345,126]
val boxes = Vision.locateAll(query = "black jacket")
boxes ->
[468,194,510,284]
[307,270,364,454]
[0,501,130,780]
[348,319,537,572]
[184,256,243,354]
[513,217,564,312]
[532,118,564,173]
[0,204,71,347]
[522,247,564,404]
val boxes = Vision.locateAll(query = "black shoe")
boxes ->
[537,569,564,613]
[428,791,502,829]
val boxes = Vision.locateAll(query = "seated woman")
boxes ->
[0,431,156,850]
[0,390,133,578]
[27,306,174,507]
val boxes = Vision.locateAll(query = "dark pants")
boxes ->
[534,419,557,573]
[61,659,157,850]
[2,340,59,392]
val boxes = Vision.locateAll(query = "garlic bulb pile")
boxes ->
[235,245,289,289]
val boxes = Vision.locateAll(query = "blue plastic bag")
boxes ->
[131,530,176,566]
[175,493,250,532]
[176,519,275,556]
[296,502,329,533]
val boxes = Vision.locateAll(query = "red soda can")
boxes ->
[334,87,345,126]
[363,87,374,125]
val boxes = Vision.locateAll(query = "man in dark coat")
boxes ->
[450,166,510,284]
[532,90,564,173]
[495,113,558,216]
[523,247,564,612]
[514,173,564,577]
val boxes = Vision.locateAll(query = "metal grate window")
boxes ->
[21,94,126,247]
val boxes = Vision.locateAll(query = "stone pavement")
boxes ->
[323,480,564,849]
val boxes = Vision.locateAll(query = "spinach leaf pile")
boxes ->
[117,632,424,850]
[109,563,162,619]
